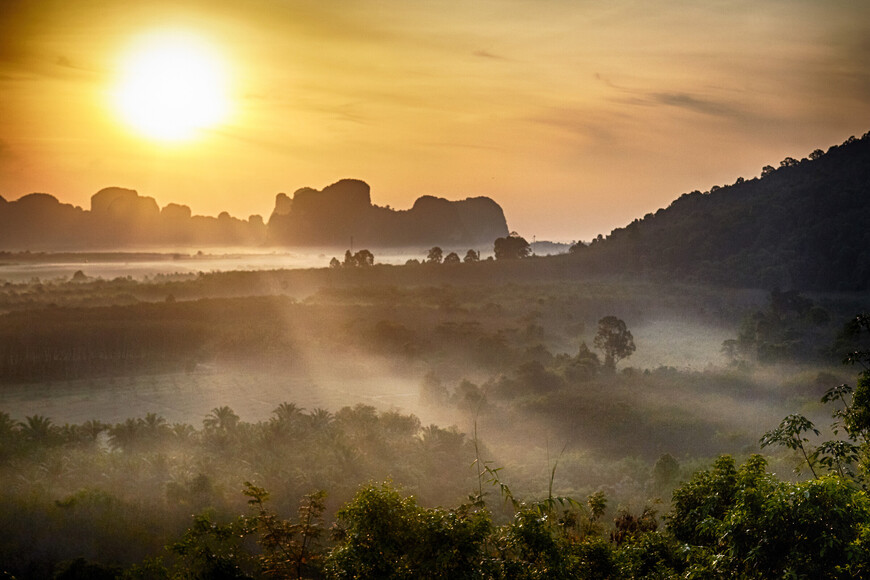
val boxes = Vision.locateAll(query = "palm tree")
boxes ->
[108,418,140,452]
[308,408,334,431]
[203,406,239,431]
[141,412,168,430]
[20,415,56,442]
[273,402,304,424]
[81,419,106,442]
[139,412,169,445]
[172,422,197,443]
[0,411,17,439]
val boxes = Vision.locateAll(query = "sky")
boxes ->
[1,0,869,242]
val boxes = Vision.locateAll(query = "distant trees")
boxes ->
[337,249,375,267]
[20,415,57,443]
[593,316,636,371]
[725,290,833,364]
[354,249,374,267]
[759,313,870,481]
[443,252,460,265]
[203,406,240,431]
[568,241,587,254]
[424,247,482,265]
[493,233,531,260]
[564,342,601,382]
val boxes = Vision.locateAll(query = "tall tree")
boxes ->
[443,252,460,264]
[493,233,530,260]
[593,316,636,371]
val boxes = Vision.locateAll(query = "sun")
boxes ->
[112,31,231,142]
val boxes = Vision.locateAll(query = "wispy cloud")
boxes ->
[528,105,627,147]
[594,72,752,122]
[473,49,509,61]
[649,92,742,118]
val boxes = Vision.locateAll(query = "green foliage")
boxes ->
[668,454,870,578]
[566,133,870,291]
[840,313,870,367]
[613,532,684,579]
[593,316,635,371]
[1,273,868,577]
[169,509,255,580]
[323,476,626,580]
[325,482,491,579]
[243,483,326,579]
[761,314,870,484]
[0,402,484,578]
[760,414,821,477]
[727,289,836,365]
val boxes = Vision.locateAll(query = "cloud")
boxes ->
[473,50,509,61]
[528,105,626,148]
[822,31,870,105]
[593,73,755,123]
[649,92,742,119]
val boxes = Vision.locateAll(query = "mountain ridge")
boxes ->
[0,180,509,251]
[566,130,870,291]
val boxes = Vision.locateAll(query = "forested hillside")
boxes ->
[569,132,870,291]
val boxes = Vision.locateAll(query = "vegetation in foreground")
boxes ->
[0,313,868,578]
[0,241,867,578]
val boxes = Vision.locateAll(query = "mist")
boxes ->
[0,239,866,577]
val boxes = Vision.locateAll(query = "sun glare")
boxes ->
[113,31,231,142]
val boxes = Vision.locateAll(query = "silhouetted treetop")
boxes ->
[494,233,531,260]
[593,316,635,371]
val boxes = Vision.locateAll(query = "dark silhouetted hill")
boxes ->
[0,193,89,249]
[0,188,263,250]
[568,131,870,291]
[0,180,508,250]
[266,179,509,247]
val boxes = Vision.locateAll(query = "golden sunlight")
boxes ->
[112,31,230,142]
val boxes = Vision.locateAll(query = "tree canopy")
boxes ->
[593,316,636,371]
[494,233,531,260]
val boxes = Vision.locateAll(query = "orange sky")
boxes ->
[1,0,869,242]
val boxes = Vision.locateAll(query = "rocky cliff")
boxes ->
[0,179,510,251]
[266,179,509,247]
